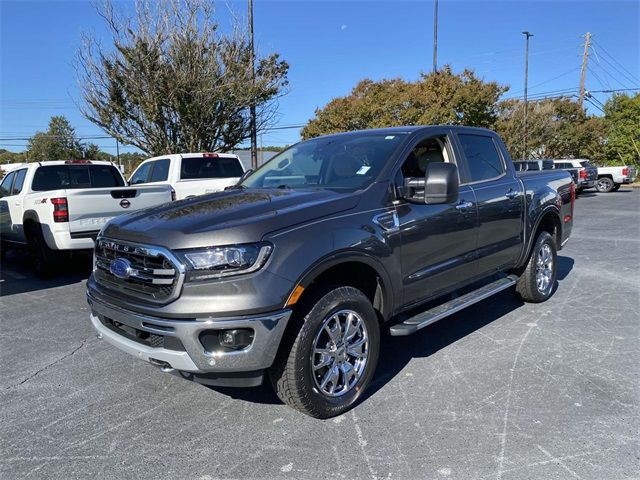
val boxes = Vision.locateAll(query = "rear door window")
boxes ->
[130,162,153,185]
[180,156,244,179]
[0,171,16,197]
[150,159,170,182]
[11,169,27,194]
[458,134,505,183]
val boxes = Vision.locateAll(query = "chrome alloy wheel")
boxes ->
[535,243,554,294]
[311,309,369,397]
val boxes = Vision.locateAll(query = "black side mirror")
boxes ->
[424,162,459,204]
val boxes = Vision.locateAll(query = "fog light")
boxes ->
[219,329,254,349]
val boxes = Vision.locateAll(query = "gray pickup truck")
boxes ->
[87,126,574,418]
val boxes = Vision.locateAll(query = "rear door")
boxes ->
[396,129,479,306]
[6,168,28,241]
[0,171,16,240]
[454,132,524,276]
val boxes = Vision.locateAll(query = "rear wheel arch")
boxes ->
[519,208,561,268]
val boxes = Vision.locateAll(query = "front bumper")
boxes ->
[87,292,291,374]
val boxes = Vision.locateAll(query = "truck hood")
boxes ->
[101,188,360,249]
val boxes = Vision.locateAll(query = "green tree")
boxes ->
[302,66,508,139]
[602,93,640,166]
[496,97,606,162]
[77,0,289,156]
[0,149,28,165]
[27,116,84,161]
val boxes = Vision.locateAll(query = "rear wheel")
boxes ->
[269,286,380,418]
[515,231,557,303]
[596,177,615,193]
[26,223,59,277]
[612,184,621,191]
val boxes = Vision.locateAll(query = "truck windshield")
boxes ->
[180,156,244,180]
[32,165,125,191]
[241,133,408,191]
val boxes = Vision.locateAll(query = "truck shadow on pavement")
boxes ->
[209,255,575,409]
[0,248,93,297]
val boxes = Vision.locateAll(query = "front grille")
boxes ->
[94,237,184,304]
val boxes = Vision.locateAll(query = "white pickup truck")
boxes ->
[595,165,637,192]
[128,152,245,200]
[0,160,173,276]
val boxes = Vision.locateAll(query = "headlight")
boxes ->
[177,243,272,282]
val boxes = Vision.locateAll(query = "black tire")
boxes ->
[596,177,615,193]
[26,223,59,278]
[612,184,621,191]
[269,286,380,418]
[515,231,557,303]
[576,187,583,196]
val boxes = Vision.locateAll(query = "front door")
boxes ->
[395,132,479,307]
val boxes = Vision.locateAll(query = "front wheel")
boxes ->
[596,177,615,193]
[269,286,380,418]
[515,231,557,303]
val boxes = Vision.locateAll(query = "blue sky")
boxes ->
[1,0,638,155]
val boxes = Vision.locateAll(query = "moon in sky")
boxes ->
[341,24,347,31]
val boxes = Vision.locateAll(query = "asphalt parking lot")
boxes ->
[1,189,638,480]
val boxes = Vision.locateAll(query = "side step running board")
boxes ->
[389,275,518,336]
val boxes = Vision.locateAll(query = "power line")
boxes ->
[591,39,640,84]
[508,67,580,97]
[590,43,635,89]
[588,88,640,93]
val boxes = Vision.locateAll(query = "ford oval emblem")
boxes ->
[120,199,131,209]
[110,258,132,279]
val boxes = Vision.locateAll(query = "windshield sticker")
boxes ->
[356,165,371,175]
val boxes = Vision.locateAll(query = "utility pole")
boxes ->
[432,0,438,73]
[522,31,533,160]
[248,0,258,170]
[578,32,592,110]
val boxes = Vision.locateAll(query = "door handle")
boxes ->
[455,200,473,211]
[505,189,518,199]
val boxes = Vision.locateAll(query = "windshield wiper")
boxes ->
[276,184,291,189]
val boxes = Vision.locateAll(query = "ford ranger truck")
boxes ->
[0,160,174,276]
[87,126,574,418]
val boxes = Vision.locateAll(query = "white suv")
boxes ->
[129,153,245,200]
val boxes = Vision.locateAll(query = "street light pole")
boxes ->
[248,0,258,170]
[522,31,533,160]
[432,0,438,73]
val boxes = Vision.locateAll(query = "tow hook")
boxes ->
[149,357,174,373]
